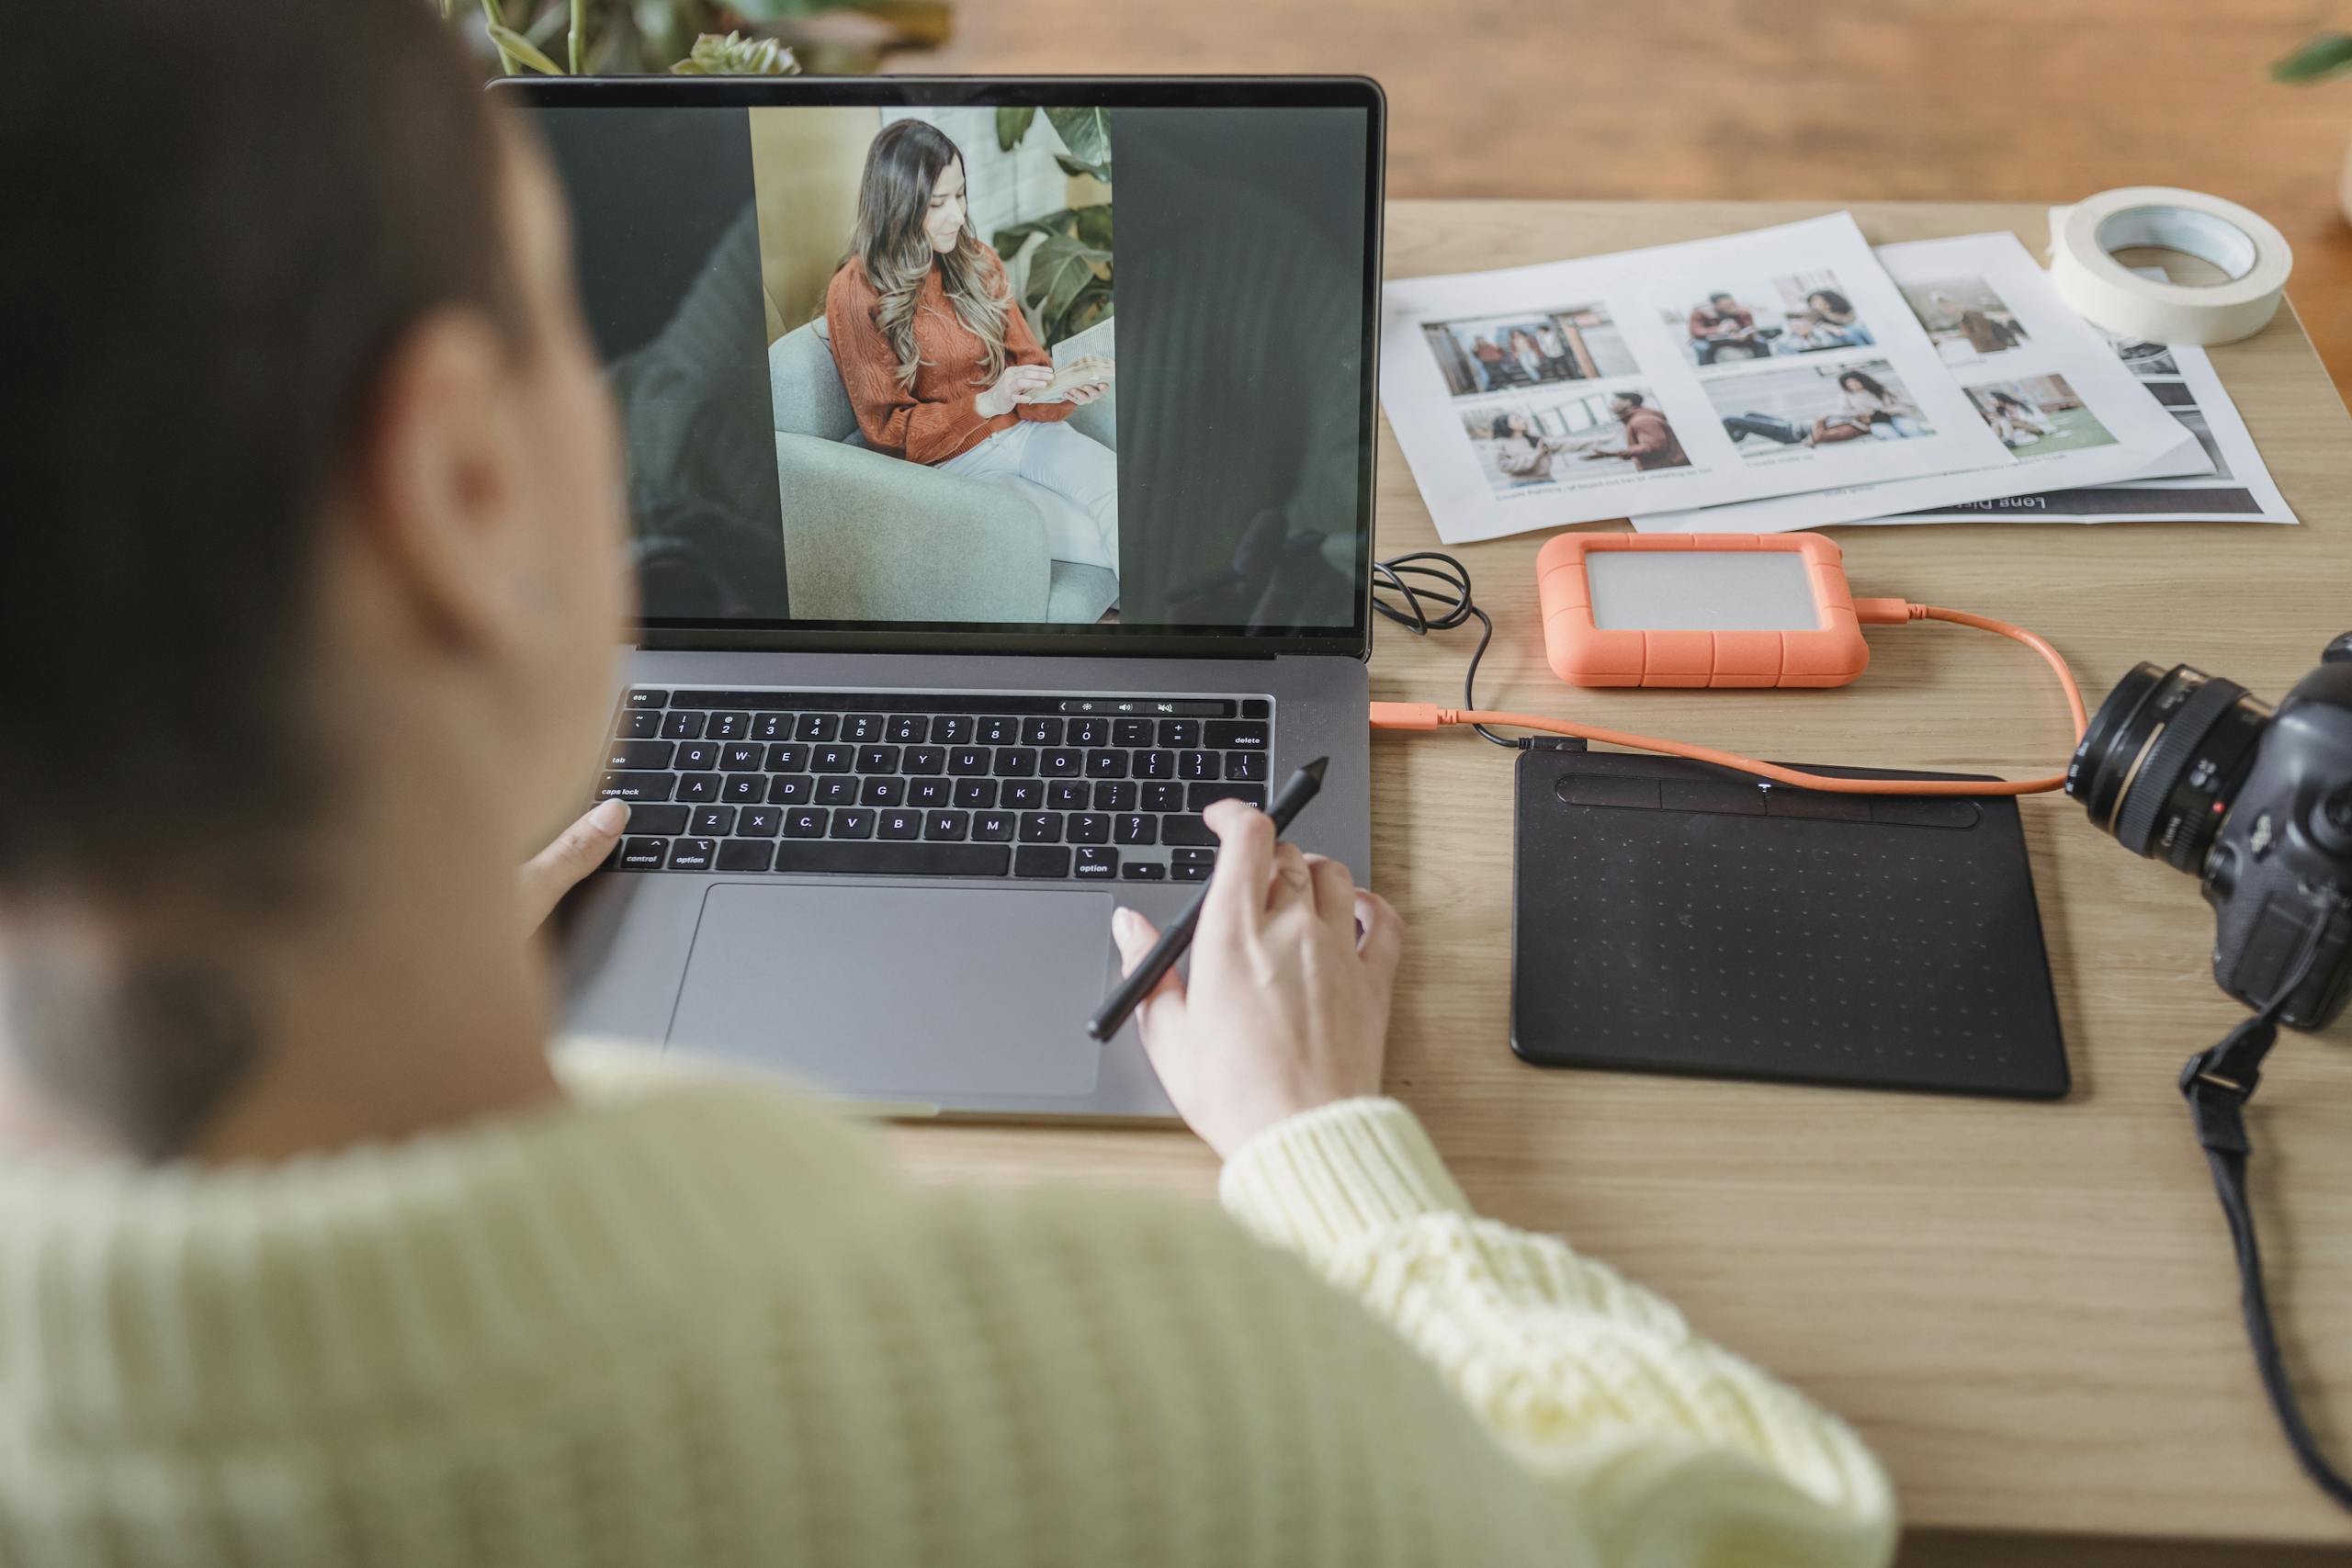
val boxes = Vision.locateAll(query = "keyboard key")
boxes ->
[1041,749,1082,778]
[909,777,952,808]
[830,808,876,840]
[1094,781,1136,811]
[764,743,808,772]
[1069,717,1109,746]
[661,711,707,740]
[947,749,990,776]
[1046,780,1088,811]
[1137,750,1177,780]
[1157,719,1199,749]
[1004,779,1044,811]
[924,809,969,840]
[691,806,737,836]
[739,807,782,837]
[1114,813,1157,845]
[1171,859,1210,882]
[993,747,1038,778]
[772,841,1011,878]
[1181,751,1221,781]
[1161,814,1215,846]
[723,776,763,805]
[862,777,904,807]
[783,807,828,838]
[1140,782,1184,814]
[668,838,718,871]
[903,747,945,775]
[814,777,856,807]
[708,712,750,742]
[1120,862,1167,880]
[978,716,1019,745]
[843,715,884,744]
[857,745,900,774]
[811,744,854,774]
[887,715,927,744]
[680,741,724,771]
[721,744,763,772]
[1018,813,1062,843]
[1085,750,1127,779]
[1206,720,1269,750]
[1112,719,1153,748]
[607,739,675,770]
[877,809,922,840]
[752,713,795,742]
[1171,846,1217,864]
[1020,716,1063,746]
[933,716,973,745]
[1188,782,1266,812]
[1227,750,1269,783]
[953,779,997,808]
[972,811,1015,841]
[599,772,676,803]
[621,711,662,740]
[795,714,839,742]
[1015,846,1073,879]
[716,840,774,873]
[1067,813,1110,844]
[1073,846,1118,879]
[620,804,689,836]
[616,837,670,870]
[766,773,813,807]
[626,689,667,709]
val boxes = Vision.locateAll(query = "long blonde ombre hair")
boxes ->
[848,118,1012,392]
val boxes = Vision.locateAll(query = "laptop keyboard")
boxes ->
[596,689,1272,883]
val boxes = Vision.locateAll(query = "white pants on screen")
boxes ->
[939,419,1119,574]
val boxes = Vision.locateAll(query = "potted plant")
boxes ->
[451,0,952,78]
[2272,31,2352,224]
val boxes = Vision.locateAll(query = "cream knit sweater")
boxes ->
[0,1042,1894,1566]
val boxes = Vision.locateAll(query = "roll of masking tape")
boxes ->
[2048,186,2291,345]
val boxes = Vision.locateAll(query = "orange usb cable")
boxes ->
[1370,600,2088,797]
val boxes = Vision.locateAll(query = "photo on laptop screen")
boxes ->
[534,88,1376,641]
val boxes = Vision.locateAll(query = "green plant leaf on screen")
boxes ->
[1071,203,1112,250]
[670,30,799,73]
[996,106,1037,152]
[2271,31,2352,82]
[1025,231,1112,327]
[1044,107,1111,180]
[486,22,566,73]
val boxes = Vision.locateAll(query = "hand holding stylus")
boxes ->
[1105,796,1401,1157]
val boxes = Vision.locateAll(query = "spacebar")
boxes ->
[769,841,1011,877]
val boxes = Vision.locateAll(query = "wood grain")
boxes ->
[919,0,2352,392]
[887,200,2352,1549]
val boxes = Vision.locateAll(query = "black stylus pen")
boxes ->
[1087,755,1329,1043]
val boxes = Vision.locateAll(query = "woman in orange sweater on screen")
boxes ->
[826,119,1118,581]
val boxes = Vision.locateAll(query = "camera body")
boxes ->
[2070,637,2352,1030]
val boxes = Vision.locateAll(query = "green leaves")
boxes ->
[1044,106,1111,181]
[486,22,565,73]
[2272,31,2352,83]
[995,208,1113,347]
[669,30,800,73]
[996,106,1037,151]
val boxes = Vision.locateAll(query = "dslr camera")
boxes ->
[2068,634,2352,1029]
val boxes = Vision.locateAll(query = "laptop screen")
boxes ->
[518,80,1381,654]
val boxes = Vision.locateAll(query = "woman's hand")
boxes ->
[977,362,1055,419]
[1061,380,1109,407]
[1108,800,1404,1157]
[518,799,628,935]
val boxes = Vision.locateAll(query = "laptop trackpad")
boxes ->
[666,883,1107,1100]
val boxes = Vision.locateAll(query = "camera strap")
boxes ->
[2181,1013,2352,1511]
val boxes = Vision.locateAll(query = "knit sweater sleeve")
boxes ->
[999,250,1078,428]
[824,264,992,464]
[1219,1098,1897,1567]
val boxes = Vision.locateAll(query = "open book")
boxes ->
[1025,352,1115,405]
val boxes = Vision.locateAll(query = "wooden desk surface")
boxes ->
[888,201,2352,1546]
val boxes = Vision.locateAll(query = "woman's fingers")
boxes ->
[1302,853,1357,938]
[1266,841,1313,914]
[1203,800,1275,931]
[1110,906,1186,1039]
[1353,888,1404,985]
[518,799,628,934]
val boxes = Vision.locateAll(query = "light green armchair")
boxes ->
[768,319,1119,624]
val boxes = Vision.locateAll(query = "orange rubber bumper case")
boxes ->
[1535,531,1870,689]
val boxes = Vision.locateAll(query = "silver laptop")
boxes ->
[517,76,1386,1117]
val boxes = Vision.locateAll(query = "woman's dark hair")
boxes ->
[1,0,521,899]
[849,118,1010,391]
[1839,370,1891,399]
[1808,288,1853,317]
[1613,391,1645,408]
[1990,389,2028,412]
[1489,412,1529,440]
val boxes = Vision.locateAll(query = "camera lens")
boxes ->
[2067,662,2273,874]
